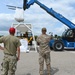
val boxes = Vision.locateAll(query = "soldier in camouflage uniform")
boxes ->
[0,27,21,75]
[37,27,51,75]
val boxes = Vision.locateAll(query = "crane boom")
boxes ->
[23,0,75,28]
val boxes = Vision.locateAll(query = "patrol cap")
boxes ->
[42,27,47,32]
[9,27,15,34]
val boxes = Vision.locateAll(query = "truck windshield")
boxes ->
[62,29,73,37]
[62,29,68,37]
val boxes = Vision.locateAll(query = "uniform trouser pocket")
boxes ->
[9,56,17,75]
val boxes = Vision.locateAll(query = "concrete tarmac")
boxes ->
[0,50,75,75]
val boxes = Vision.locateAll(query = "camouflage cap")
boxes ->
[42,27,47,32]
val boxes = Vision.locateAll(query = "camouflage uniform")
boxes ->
[0,35,21,75]
[37,34,51,75]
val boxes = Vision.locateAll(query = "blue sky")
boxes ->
[0,0,75,36]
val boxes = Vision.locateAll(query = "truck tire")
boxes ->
[53,41,64,51]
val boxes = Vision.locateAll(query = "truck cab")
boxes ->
[49,28,75,51]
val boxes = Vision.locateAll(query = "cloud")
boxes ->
[72,19,75,24]
[0,31,9,36]
[0,13,15,31]
[0,0,75,36]
[0,13,14,20]
[54,25,68,35]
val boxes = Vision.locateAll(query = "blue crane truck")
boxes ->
[23,0,75,51]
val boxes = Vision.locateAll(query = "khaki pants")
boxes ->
[1,55,17,75]
[39,52,51,75]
